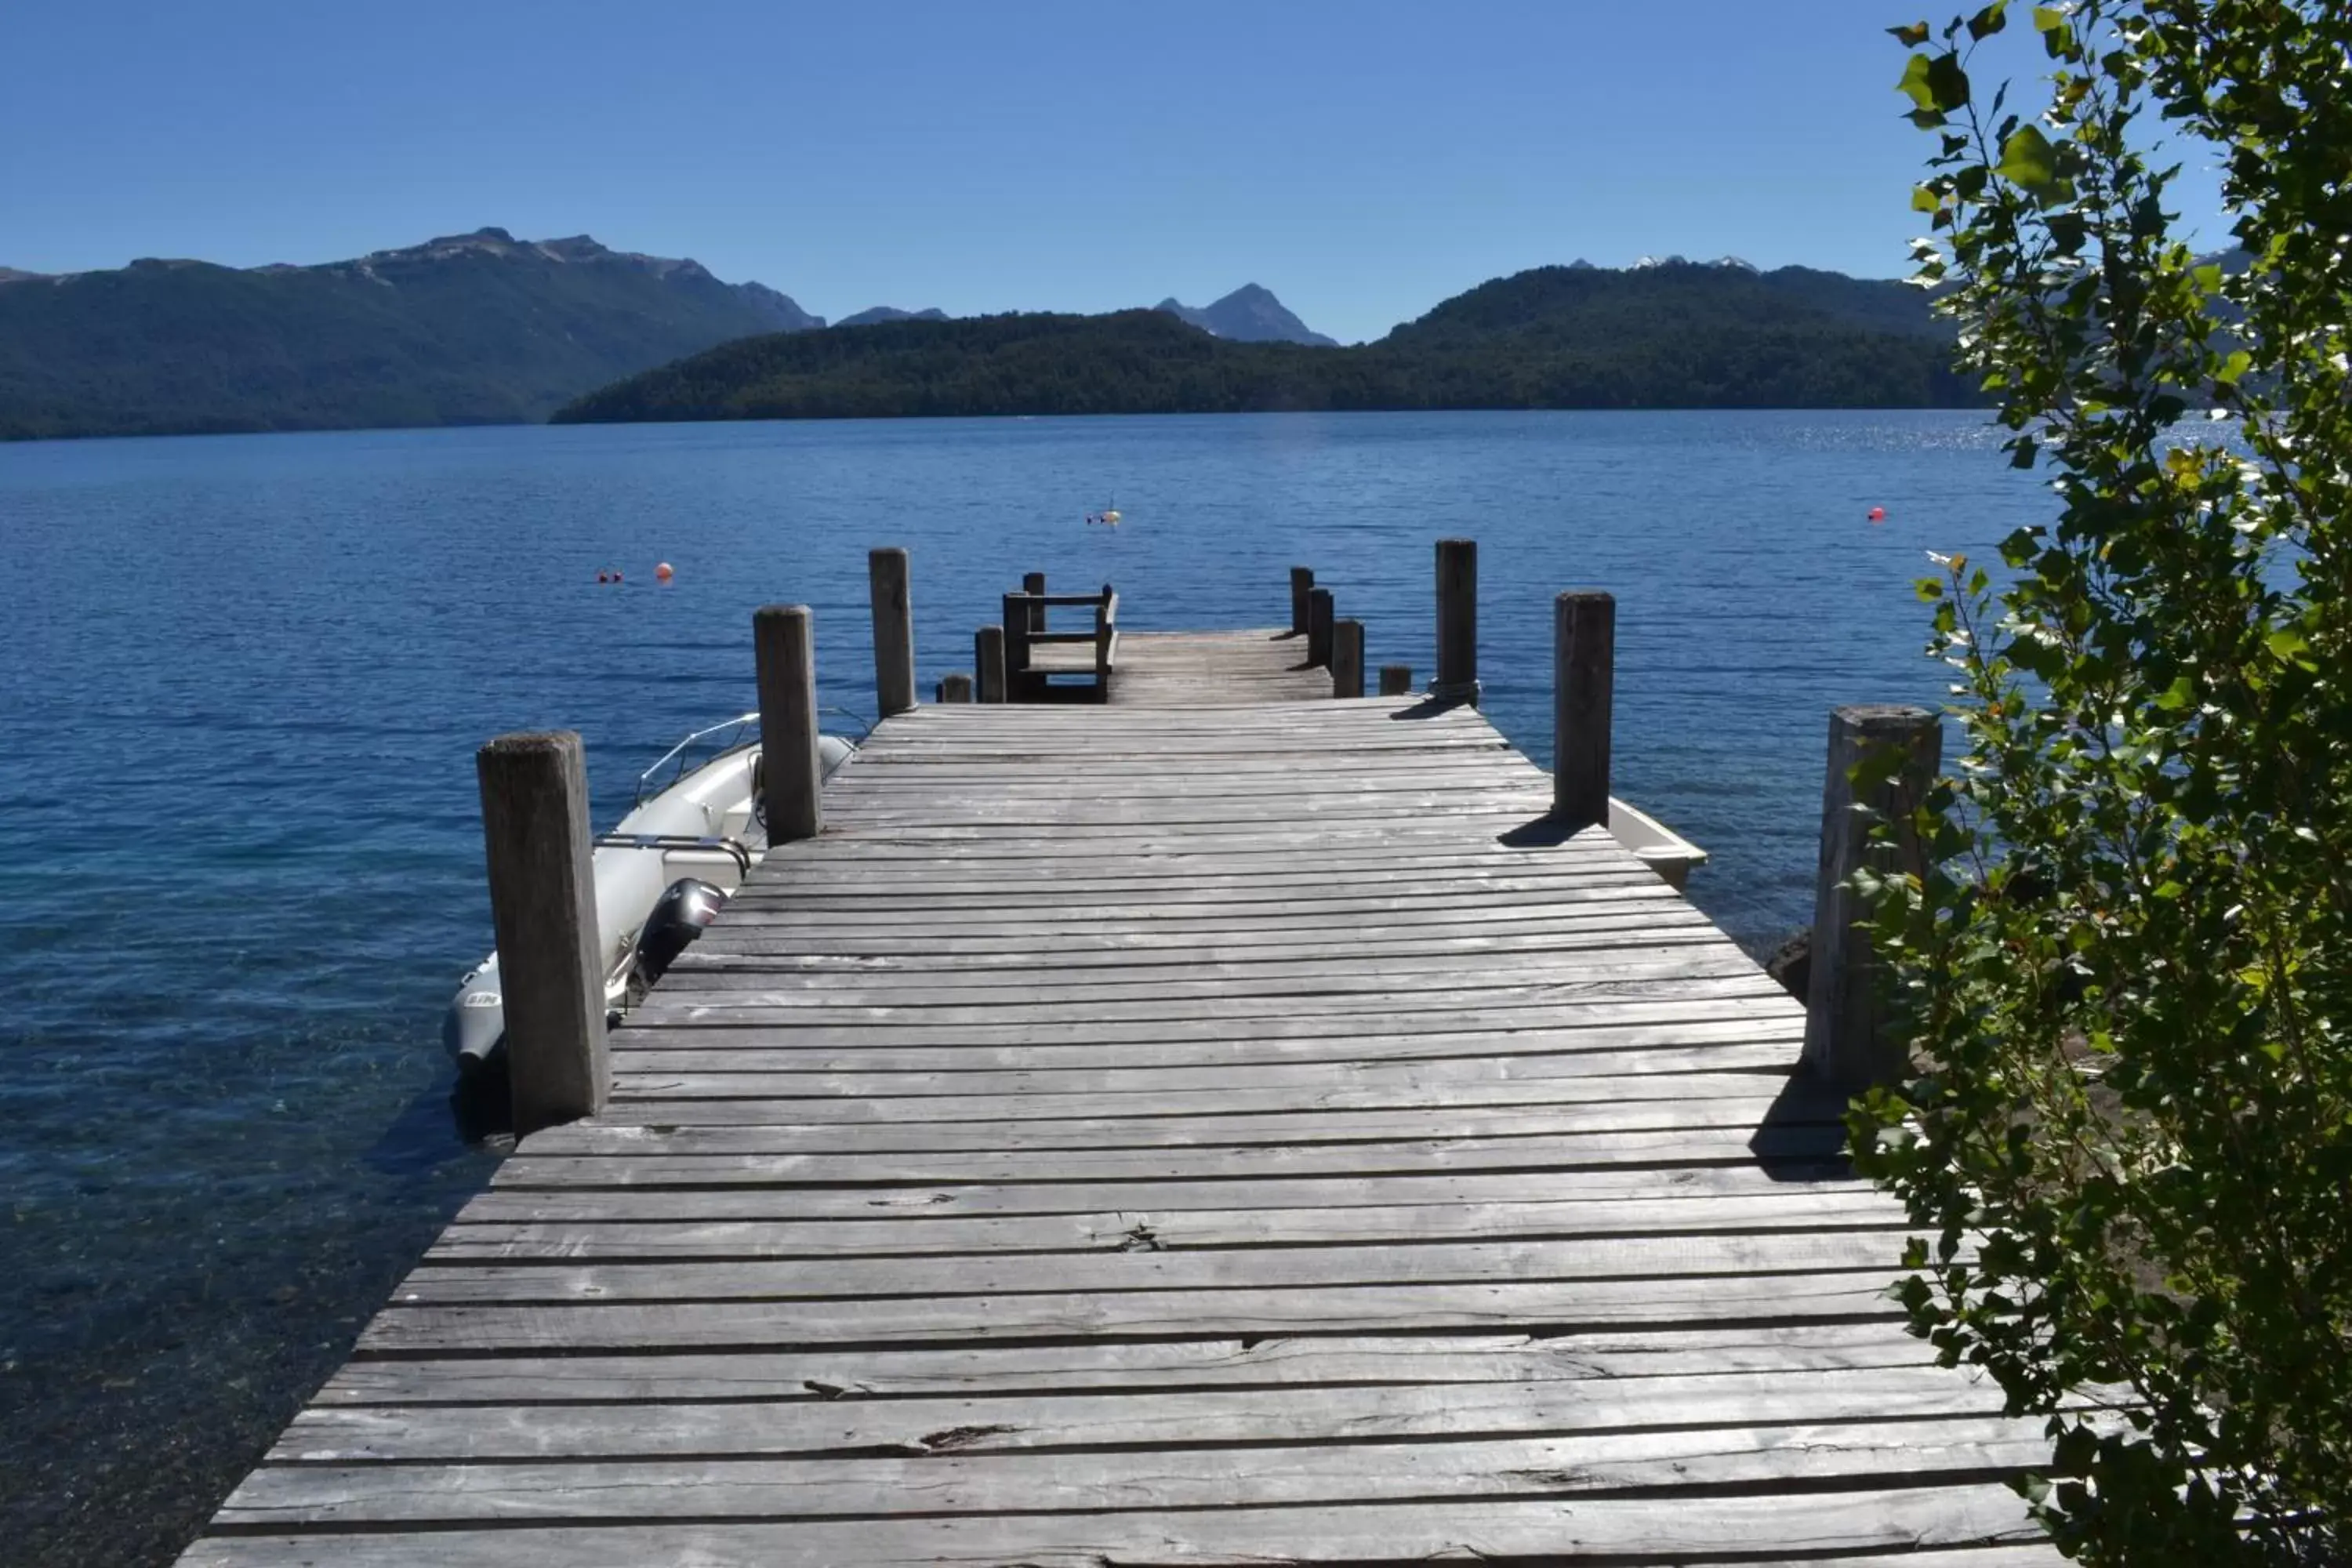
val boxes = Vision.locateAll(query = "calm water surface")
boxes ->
[0,411,2044,1565]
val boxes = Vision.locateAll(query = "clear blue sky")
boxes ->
[0,0,2224,343]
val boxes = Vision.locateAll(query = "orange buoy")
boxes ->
[655,561,674,583]
[1867,506,1887,523]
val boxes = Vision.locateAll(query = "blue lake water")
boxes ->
[0,410,2045,1565]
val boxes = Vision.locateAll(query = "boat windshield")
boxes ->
[634,708,873,807]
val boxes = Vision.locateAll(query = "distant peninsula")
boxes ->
[554,260,1972,424]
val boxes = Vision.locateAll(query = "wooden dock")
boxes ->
[177,575,2060,1565]
[1106,628,1335,705]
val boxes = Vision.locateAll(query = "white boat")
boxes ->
[444,713,857,1073]
[1607,796,1709,889]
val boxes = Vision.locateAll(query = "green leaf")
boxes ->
[1900,52,1971,114]
[1926,53,1972,111]
[2216,350,2252,385]
[2266,627,2318,670]
[2031,3,2066,28]
[2154,675,2195,710]
[1890,20,1933,45]
[1998,123,2060,191]
[1968,2,2009,40]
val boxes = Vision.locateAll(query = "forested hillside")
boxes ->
[0,230,821,440]
[556,260,1971,423]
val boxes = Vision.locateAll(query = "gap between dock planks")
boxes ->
[179,636,2059,1566]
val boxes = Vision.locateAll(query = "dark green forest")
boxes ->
[555,262,1973,424]
[0,230,815,441]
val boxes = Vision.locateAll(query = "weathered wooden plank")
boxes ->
[614,995,1806,1051]
[427,1192,1904,1261]
[630,975,1789,1027]
[664,942,1755,1000]
[456,1162,1863,1225]
[647,949,1773,1006]
[313,1322,1940,1406]
[607,1012,1806,1068]
[688,916,1726,969]
[180,1491,2058,1566]
[358,1272,1907,1354]
[723,884,1679,922]
[278,1364,2006,1461]
[221,1417,2050,1526]
[820,791,1560,826]
[603,1065,1806,1112]
[746,840,1638,872]
[605,1038,1807,1086]
[392,1232,1910,1306]
[488,1125,1849,1189]
[520,1095,1825,1156]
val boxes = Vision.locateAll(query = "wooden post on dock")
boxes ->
[1434,538,1478,705]
[1289,567,1314,637]
[1308,587,1334,667]
[1001,593,1032,702]
[869,547,915,717]
[941,673,974,702]
[1379,664,1413,696]
[754,604,822,844]
[1803,704,1942,1088]
[1332,619,1365,698]
[1023,572,1047,633]
[975,626,1006,703]
[1552,591,1614,830]
[474,731,607,1136]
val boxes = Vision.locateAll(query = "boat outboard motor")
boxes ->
[632,877,731,989]
[444,959,506,1076]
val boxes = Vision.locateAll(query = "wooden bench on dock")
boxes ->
[1001,583,1117,702]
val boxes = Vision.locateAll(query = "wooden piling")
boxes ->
[1379,664,1414,696]
[1001,593,1033,702]
[941,672,974,702]
[474,730,607,1136]
[1023,572,1047,634]
[1803,704,1942,1089]
[1308,587,1334,668]
[869,547,915,717]
[1332,619,1365,699]
[1434,539,1477,704]
[976,625,1007,704]
[1552,591,1615,830]
[753,604,822,844]
[1289,566,1314,637]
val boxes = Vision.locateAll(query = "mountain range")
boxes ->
[0,227,1966,439]
[0,229,827,440]
[554,259,1969,424]
[0,230,1341,440]
[1154,285,1338,347]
